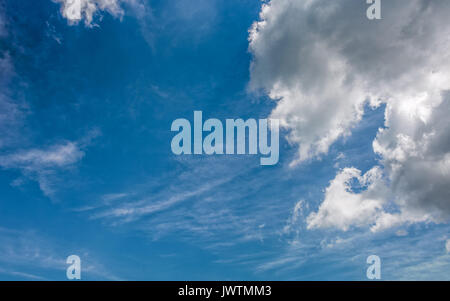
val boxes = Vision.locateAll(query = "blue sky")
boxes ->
[0,0,449,280]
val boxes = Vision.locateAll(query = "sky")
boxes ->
[0,0,449,280]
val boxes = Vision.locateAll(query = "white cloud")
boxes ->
[306,167,386,231]
[90,176,231,223]
[0,228,64,280]
[0,130,99,198]
[0,142,84,169]
[78,156,278,247]
[0,227,120,280]
[250,0,450,230]
[249,0,450,164]
[0,142,84,197]
[283,199,306,234]
[0,8,100,199]
[248,0,379,164]
[446,239,450,253]
[53,0,143,26]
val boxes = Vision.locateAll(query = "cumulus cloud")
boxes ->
[370,94,450,229]
[53,0,143,26]
[306,166,435,232]
[249,0,378,164]
[307,167,387,231]
[250,0,450,231]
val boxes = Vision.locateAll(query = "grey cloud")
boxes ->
[249,0,450,230]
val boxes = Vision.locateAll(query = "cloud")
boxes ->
[91,179,227,222]
[0,227,120,280]
[77,156,281,249]
[255,221,450,279]
[0,142,84,169]
[250,0,450,230]
[283,200,306,234]
[0,130,99,198]
[0,13,28,150]
[446,239,450,253]
[0,54,22,149]
[53,0,144,26]
[306,167,386,231]
[308,95,450,232]
[248,0,378,164]
[0,142,84,197]
[0,228,64,271]
[86,158,242,228]
[0,7,100,199]
[371,94,450,226]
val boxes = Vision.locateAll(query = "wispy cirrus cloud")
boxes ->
[0,43,27,150]
[0,130,100,199]
[0,227,64,276]
[90,178,230,223]
[0,142,84,169]
[254,222,450,280]
[0,226,121,280]
[1,6,91,200]
[75,156,283,250]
